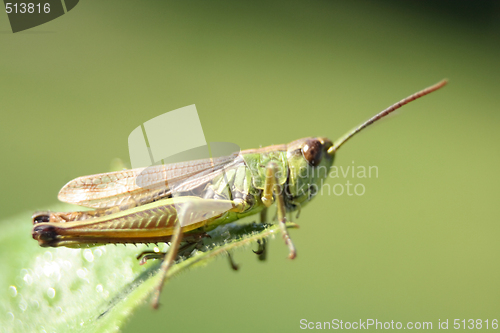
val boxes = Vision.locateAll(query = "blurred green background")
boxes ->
[1,0,499,332]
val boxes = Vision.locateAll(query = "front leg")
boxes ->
[252,208,268,261]
[262,162,297,259]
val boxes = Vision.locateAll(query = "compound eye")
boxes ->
[302,139,323,166]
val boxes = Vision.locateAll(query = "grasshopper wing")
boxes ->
[57,154,241,209]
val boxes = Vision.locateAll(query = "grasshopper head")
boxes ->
[284,137,334,208]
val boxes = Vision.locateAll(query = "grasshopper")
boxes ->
[32,80,447,308]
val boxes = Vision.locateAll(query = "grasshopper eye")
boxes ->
[302,139,323,166]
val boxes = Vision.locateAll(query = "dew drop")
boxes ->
[19,299,27,311]
[83,249,94,262]
[47,287,56,299]
[8,285,17,297]
[94,248,103,258]
[77,268,87,279]
[23,273,33,286]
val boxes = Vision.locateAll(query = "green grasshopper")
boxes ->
[32,80,447,308]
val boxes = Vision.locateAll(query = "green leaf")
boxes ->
[0,205,296,333]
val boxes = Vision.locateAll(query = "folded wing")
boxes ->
[57,154,242,209]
